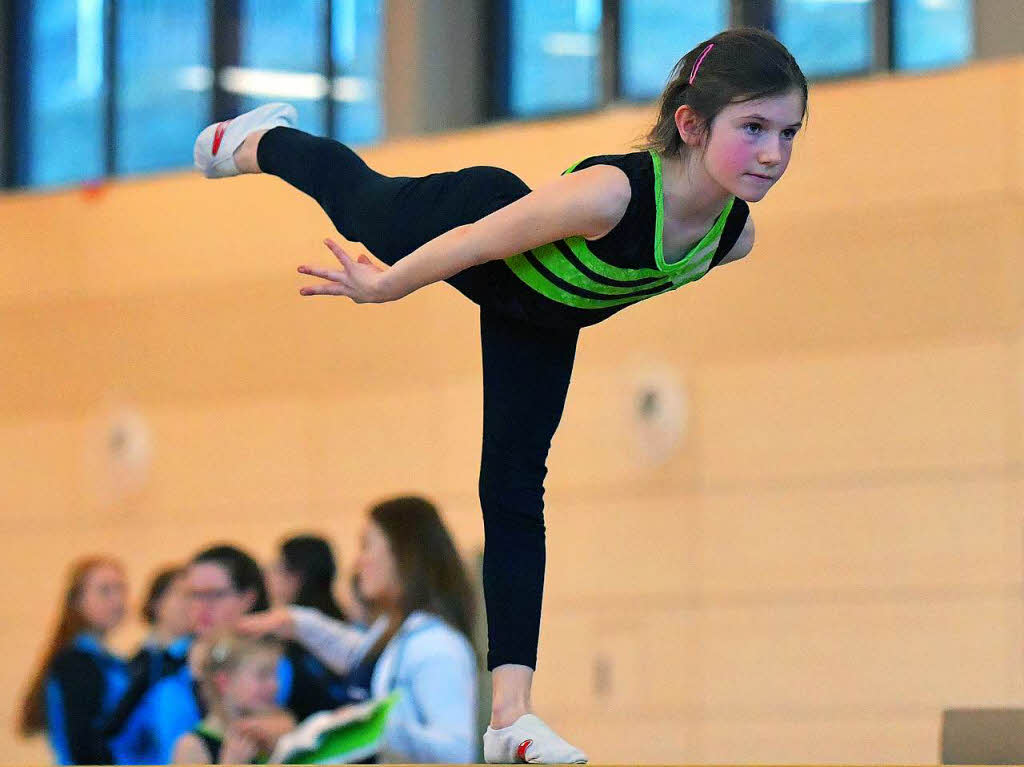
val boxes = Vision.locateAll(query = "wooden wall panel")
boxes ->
[1011,59,1024,196]
[548,364,700,494]
[0,281,484,420]
[694,341,1012,485]
[534,607,703,714]
[768,59,1014,213]
[696,596,1020,712]
[144,398,316,512]
[0,417,84,522]
[544,497,700,601]
[697,714,941,764]
[318,386,454,500]
[1014,335,1024,465]
[698,478,1019,595]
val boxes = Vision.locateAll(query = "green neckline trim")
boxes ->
[650,149,665,270]
[649,149,735,272]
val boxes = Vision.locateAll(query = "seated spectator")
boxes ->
[268,535,346,619]
[112,544,336,764]
[172,634,284,764]
[19,557,129,765]
[134,566,193,679]
[103,566,192,756]
[239,496,478,763]
[268,534,353,706]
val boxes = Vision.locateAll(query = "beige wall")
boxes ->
[1,56,1022,764]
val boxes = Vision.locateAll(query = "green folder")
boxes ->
[269,693,399,764]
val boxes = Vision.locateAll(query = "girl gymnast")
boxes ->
[194,27,807,764]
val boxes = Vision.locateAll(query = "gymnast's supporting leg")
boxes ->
[477,309,587,764]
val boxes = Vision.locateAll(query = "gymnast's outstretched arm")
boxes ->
[296,164,632,304]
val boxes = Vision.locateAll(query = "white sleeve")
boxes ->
[289,607,382,676]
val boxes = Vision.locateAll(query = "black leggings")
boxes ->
[258,127,578,670]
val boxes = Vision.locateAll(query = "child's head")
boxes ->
[645,27,808,201]
[197,633,281,717]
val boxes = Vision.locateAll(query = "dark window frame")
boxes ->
[1,0,12,187]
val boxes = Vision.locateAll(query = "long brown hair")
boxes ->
[19,557,123,736]
[365,496,475,659]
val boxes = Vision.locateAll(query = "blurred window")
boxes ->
[116,0,211,175]
[506,0,602,116]
[775,0,873,78]
[619,0,728,100]
[893,0,972,71]
[235,0,326,132]
[21,0,106,187]
[330,0,382,145]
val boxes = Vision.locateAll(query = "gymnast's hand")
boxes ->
[298,239,400,303]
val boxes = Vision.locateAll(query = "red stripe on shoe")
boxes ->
[516,739,533,762]
[211,120,230,156]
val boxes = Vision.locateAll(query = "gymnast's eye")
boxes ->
[742,122,763,135]
[782,127,799,140]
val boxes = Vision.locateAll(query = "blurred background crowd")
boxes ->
[18,495,485,764]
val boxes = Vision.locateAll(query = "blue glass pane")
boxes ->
[775,0,873,78]
[508,0,601,116]
[331,0,382,145]
[23,0,106,187]
[620,0,728,100]
[238,0,326,133]
[116,0,211,175]
[894,0,972,71]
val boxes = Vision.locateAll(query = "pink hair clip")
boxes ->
[689,43,714,85]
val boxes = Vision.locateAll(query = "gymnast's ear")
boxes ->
[673,104,707,149]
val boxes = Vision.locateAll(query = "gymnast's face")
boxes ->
[702,89,804,202]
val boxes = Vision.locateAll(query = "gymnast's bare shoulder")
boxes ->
[717,215,755,267]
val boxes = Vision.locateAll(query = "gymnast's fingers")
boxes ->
[299,283,351,297]
[297,265,344,282]
[324,238,351,263]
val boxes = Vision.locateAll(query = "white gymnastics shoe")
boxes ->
[483,713,587,764]
[193,102,297,178]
